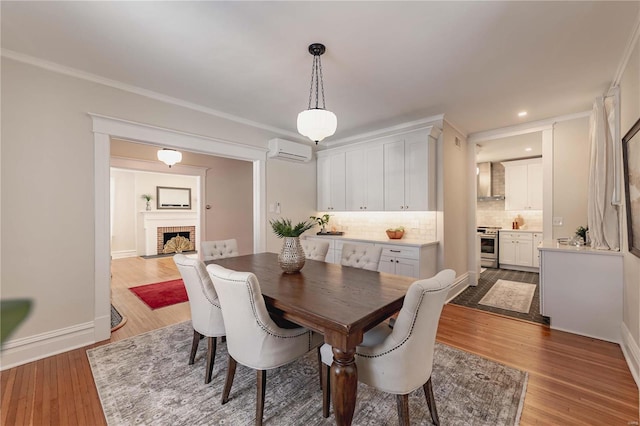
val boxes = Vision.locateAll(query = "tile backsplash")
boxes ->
[315,211,437,241]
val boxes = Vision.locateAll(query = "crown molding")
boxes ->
[468,110,590,143]
[322,114,445,148]
[1,49,302,140]
[443,117,468,138]
[610,10,640,91]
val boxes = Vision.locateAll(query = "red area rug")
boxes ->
[129,279,188,310]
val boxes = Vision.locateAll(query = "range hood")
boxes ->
[477,162,505,201]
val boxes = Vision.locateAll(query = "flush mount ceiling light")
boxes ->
[157,148,182,167]
[297,43,337,145]
[518,111,528,117]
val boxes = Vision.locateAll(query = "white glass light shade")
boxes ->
[297,108,337,143]
[157,149,182,167]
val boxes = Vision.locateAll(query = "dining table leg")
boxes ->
[331,347,358,426]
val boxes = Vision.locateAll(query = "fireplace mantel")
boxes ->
[141,210,198,255]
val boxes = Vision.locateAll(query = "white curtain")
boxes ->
[587,97,620,251]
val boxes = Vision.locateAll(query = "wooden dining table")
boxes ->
[207,252,415,426]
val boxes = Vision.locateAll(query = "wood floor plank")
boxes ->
[1,257,637,425]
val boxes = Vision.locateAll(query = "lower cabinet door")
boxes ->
[378,255,396,274]
[395,258,420,278]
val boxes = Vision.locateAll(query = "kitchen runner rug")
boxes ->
[87,321,527,426]
[128,279,188,309]
[479,279,536,314]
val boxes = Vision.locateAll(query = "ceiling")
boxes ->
[2,2,638,145]
[476,132,542,163]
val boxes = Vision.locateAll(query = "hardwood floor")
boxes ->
[1,256,637,425]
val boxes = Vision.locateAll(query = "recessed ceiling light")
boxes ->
[525,147,532,152]
[518,111,528,117]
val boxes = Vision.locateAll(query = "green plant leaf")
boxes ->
[270,218,314,238]
[1,299,32,347]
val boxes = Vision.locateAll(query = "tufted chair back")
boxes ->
[340,243,383,271]
[173,254,225,336]
[201,239,239,261]
[320,269,455,424]
[301,240,330,261]
[207,263,323,425]
[206,263,322,370]
[173,254,226,384]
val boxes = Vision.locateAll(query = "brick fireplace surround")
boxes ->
[157,226,196,254]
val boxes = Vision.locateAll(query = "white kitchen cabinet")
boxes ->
[345,146,384,211]
[317,127,439,213]
[383,135,436,211]
[539,242,622,343]
[499,231,536,271]
[304,237,343,264]
[317,152,346,211]
[303,235,438,279]
[532,232,543,268]
[503,158,542,210]
[378,245,421,278]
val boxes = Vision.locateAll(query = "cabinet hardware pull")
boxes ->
[400,206,404,209]
[390,250,401,253]
[396,260,399,263]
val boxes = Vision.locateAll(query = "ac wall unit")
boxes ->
[267,138,312,163]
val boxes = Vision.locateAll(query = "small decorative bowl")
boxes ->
[386,230,404,239]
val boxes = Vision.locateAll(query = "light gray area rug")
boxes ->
[479,279,537,314]
[87,321,527,425]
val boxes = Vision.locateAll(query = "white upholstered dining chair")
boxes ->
[201,239,239,261]
[301,239,330,261]
[320,269,456,425]
[340,243,383,271]
[173,254,226,384]
[206,263,324,426]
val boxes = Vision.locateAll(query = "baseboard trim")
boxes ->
[499,264,539,273]
[0,321,96,371]
[111,250,137,259]
[446,272,470,303]
[621,322,640,390]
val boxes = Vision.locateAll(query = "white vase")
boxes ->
[146,201,151,211]
[278,237,306,273]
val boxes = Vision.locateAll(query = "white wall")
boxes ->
[0,58,316,356]
[266,158,318,253]
[110,139,256,256]
[442,121,470,277]
[110,170,199,256]
[620,32,640,378]
[552,116,590,239]
[110,169,136,254]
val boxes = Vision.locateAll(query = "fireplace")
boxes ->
[157,226,196,254]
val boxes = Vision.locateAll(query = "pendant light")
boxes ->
[297,43,337,144]
[157,148,182,168]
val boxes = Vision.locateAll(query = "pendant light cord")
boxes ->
[307,53,326,110]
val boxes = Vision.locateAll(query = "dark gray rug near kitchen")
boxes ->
[451,268,549,325]
[87,321,527,426]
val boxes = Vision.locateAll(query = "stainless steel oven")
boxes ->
[477,226,501,268]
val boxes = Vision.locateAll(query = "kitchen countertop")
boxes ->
[304,234,439,248]
[498,229,542,233]
[538,240,623,256]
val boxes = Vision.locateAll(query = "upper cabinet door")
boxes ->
[405,138,429,211]
[384,140,406,211]
[527,161,543,210]
[329,152,346,211]
[317,152,346,211]
[504,163,528,210]
[364,146,384,210]
[503,158,543,211]
[345,150,366,211]
[317,155,331,211]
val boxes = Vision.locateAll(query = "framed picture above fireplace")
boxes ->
[156,186,191,210]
